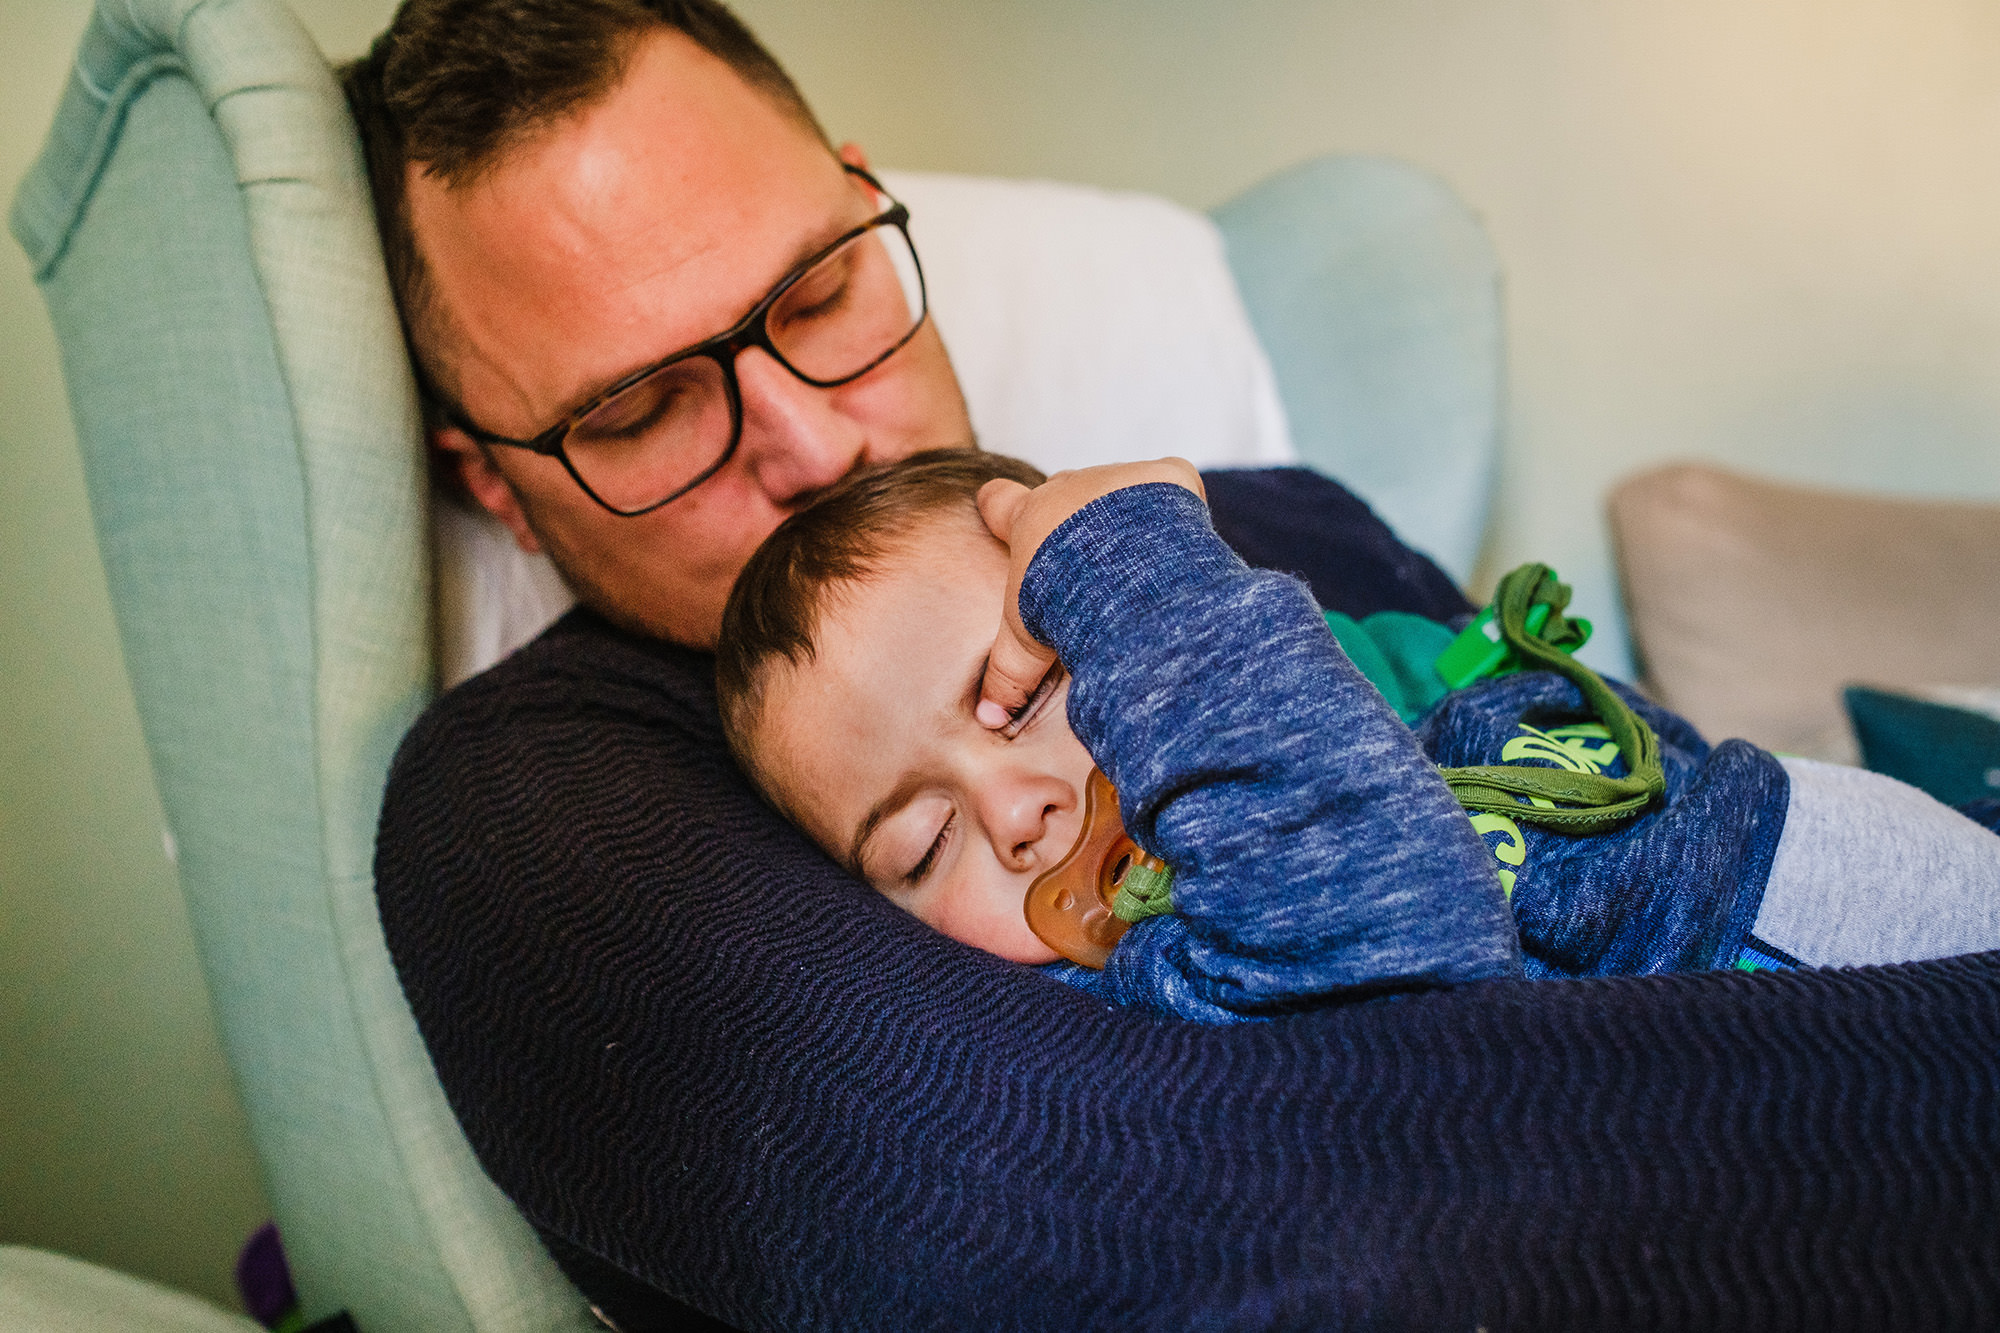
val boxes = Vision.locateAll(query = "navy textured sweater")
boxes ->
[376,470,2000,1330]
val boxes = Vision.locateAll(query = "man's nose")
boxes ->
[982,772,1076,873]
[732,346,870,507]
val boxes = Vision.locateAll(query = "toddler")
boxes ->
[716,450,2000,1022]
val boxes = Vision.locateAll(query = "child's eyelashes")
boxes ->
[999,664,1065,740]
[905,812,954,885]
[891,664,1067,888]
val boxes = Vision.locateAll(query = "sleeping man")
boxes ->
[715,451,2000,1022]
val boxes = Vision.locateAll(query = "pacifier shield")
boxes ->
[1025,768,1166,970]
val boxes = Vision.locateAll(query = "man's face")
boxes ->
[749,511,1092,965]
[407,29,974,647]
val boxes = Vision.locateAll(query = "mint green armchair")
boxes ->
[0,1247,261,1331]
[10,0,593,1327]
[8,0,1502,1327]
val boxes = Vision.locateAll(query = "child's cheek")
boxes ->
[931,870,1041,962]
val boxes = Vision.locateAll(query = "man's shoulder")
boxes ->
[1202,466,1472,622]
[374,606,747,928]
[410,606,724,757]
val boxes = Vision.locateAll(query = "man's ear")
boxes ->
[432,425,543,554]
[838,141,871,173]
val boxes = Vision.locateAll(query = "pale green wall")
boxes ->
[6,0,2000,1310]
[732,0,2000,671]
[0,0,250,1312]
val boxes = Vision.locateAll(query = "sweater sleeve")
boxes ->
[1019,484,1522,1017]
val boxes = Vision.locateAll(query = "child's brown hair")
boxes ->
[716,448,1047,764]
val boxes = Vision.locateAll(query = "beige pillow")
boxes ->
[1608,464,2000,763]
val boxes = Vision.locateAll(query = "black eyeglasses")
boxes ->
[432,166,929,516]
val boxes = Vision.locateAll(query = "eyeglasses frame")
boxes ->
[429,165,928,517]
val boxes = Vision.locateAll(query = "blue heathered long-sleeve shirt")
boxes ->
[1026,483,1788,1021]
[1022,484,1525,1021]
[1416,675,1787,979]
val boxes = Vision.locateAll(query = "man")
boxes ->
[346,0,1457,647]
[354,4,2000,1329]
[349,0,973,649]
[351,0,1462,1315]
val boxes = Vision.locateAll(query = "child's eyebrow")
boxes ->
[846,771,923,877]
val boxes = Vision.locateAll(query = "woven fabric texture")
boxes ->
[380,600,2000,1331]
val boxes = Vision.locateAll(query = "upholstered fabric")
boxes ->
[885,170,1296,473]
[1215,155,1502,581]
[10,1,593,1329]
[0,1247,260,1333]
[1609,462,2000,763]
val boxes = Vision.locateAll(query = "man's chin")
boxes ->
[595,593,727,650]
[540,546,727,650]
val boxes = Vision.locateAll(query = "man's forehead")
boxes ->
[404,28,851,416]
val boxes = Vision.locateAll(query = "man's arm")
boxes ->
[1202,465,1475,623]
[1018,483,1522,1019]
[376,584,2000,1330]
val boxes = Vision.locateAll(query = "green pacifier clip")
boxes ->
[1434,563,1665,834]
[1109,858,1175,924]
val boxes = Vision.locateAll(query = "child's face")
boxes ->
[747,511,1092,964]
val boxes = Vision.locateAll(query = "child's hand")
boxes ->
[974,459,1205,729]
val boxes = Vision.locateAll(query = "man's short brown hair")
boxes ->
[715,449,1047,764]
[339,0,828,398]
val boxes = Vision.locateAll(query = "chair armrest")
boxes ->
[0,1247,260,1333]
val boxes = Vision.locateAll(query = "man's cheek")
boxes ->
[843,360,958,448]
[664,481,781,573]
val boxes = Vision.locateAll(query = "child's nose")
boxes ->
[985,774,1074,872]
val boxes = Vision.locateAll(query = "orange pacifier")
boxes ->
[1026,768,1171,970]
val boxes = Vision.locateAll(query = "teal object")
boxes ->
[1213,156,1502,582]
[9,0,1508,1323]
[1846,687,2000,808]
[1323,610,1458,723]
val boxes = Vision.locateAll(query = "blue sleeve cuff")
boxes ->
[1017,483,1242,654]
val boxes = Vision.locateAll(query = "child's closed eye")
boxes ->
[905,811,954,885]
[999,665,1065,740]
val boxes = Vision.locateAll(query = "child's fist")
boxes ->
[974,459,1204,729]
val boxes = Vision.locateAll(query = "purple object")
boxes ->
[234,1221,299,1329]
